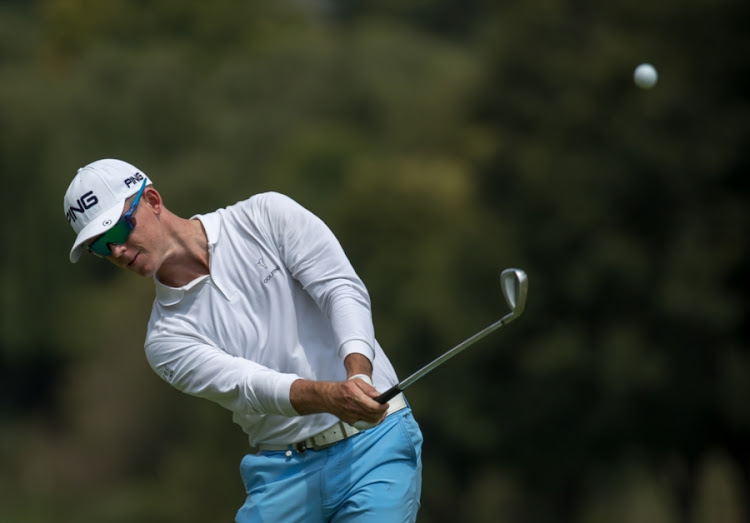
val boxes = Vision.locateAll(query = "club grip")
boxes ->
[375,385,402,404]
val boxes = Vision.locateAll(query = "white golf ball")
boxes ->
[634,63,658,89]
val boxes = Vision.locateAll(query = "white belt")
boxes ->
[252,392,407,453]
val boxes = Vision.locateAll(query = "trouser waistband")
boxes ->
[251,392,407,453]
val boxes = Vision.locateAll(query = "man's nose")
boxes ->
[109,243,128,258]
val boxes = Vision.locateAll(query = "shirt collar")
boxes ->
[194,211,221,247]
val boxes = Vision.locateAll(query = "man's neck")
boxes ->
[155,218,210,288]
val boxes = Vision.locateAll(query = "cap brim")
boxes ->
[69,202,126,262]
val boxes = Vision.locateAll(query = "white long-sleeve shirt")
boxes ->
[144,192,399,446]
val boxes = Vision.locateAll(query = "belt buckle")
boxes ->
[295,441,307,454]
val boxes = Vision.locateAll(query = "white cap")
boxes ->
[63,159,153,263]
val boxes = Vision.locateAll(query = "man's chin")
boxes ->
[129,259,156,278]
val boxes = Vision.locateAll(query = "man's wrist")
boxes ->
[344,352,373,378]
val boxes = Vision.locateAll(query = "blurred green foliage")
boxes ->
[1,0,748,521]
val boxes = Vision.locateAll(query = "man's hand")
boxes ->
[289,353,389,426]
[347,374,386,429]
[290,377,388,426]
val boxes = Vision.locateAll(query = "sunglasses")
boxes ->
[87,180,147,258]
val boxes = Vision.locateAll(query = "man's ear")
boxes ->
[143,187,163,214]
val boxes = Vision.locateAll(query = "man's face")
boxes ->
[92,188,164,277]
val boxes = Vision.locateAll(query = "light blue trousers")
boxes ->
[236,408,423,522]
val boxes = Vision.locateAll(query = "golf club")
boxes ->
[375,268,528,404]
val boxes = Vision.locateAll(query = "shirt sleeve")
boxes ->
[145,334,302,417]
[258,192,376,362]
[338,339,375,361]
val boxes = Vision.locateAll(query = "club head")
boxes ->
[500,268,528,318]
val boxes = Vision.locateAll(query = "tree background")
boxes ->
[1,0,748,521]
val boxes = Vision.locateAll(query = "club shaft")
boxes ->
[375,311,517,404]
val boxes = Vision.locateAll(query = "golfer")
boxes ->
[63,159,423,522]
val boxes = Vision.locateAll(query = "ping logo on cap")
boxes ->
[66,191,99,223]
[124,172,145,188]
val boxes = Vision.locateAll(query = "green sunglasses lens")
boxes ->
[89,220,133,256]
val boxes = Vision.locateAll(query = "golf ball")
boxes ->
[634,63,658,89]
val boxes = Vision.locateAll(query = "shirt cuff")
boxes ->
[338,339,375,362]
[273,372,304,417]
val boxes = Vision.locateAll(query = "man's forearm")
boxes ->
[289,353,373,414]
[289,353,384,424]
[344,352,373,379]
[289,379,336,416]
